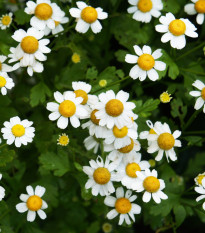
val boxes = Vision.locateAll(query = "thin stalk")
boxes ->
[183,109,202,131]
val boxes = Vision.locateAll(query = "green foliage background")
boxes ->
[0,0,205,232]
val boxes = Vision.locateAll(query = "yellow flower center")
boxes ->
[169,19,186,36]
[137,0,153,12]
[54,21,60,27]
[143,176,160,193]
[118,138,134,153]
[90,109,100,125]
[71,53,81,63]
[35,3,53,20]
[149,128,156,134]
[11,124,25,137]
[160,92,172,103]
[115,198,132,214]
[126,162,141,178]
[93,167,111,184]
[99,79,107,87]
[195,0,205,13]
[21,36,39,54]
[196,174,205,185]
[26,195,43,211]
[58,100,76,117]
[1,15,12,26]
[138,54,155,71]
[105,99,124,117]
[0,76,6,87]
[157,133,175,150]
[113,126,128,138]
[201,87,205,100]
[81,6,98,24]
[74,89,88,105]
[149,159,156,167]
[58,135,69,146]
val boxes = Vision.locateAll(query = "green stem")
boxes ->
[183,131,205,135]
[176,41,205,61]
[91,76,130,94]
[46,24,75,39]
[183,109,202,131]
[0,143,7,149]
[0,209,10,221]
[180,67,205,76]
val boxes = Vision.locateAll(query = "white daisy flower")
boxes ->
[127,0,163,23]
[44,14,69,36]
[46,91,88,129]
[57,133,69,146]
[25,0,65,31]
[16,185,48,222]
[84,135,101,154]
[8,47,44,76]
[83,156,118,196]
[1,116,35,147]
[115,153,150,189]
[189,80,205,113]
[0,13,13,30]
[184,0,205,25]
[11,27,50,67]
[105,139,141,163]
[104,125,138,149]
[72,81,98,107]
[195,179,205,210]
[0,174,5,201]
[0,72,15,95]
[104,187,141,225]
[147,122,181,162]
[125,45,166,81]
[155,12,198,49]
[69,1,108,34]
[0,55,13,72]
[139,120,161,140]
[195,172,205,186]
[133,169,168,203]
[82,108,109,138]
[95,90,135,129]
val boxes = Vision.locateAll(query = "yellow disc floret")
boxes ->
[21,36,39,54]
[59,100,76,117]
[81,6,98,24]
[11,124,25,137]
[0,76,6,87]
[115,198,132,214]
[113,126,128,138]
[201,87,205,100]
[169,19,186,36]
[58,134,69,146]
[74,89,88,105]
[99,79,107,87]
[157,133,175,150]
[93,167,111,184]
[196,174,205,185]
[35,3,53,20]
[138,54,155,71]
[118,138,134,153]
[26,195,43,211]
[71,53,81,63]
[149,128,156,134]
[1,15,12,26]
[90,109,100,125]
[143,176,160,192]
[195,0,205,13]
[126,163,141,178]
[160,91,172,103]
[105,99,124,117]
[137,0,153,12]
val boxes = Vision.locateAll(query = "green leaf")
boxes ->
[39,151,70,176]
[86,67,98,80]
[30,82,51,107]
[163,0,181,14]
[173,205,186,227]
[115,50,128,62]
[74,162,83,172]
[134,99,160,117]
[86,221,100,233]
[14,9,31,25]
[0,147,15,167]
[184,136,203,147]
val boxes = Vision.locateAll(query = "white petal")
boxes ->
[27,210,36,222]
[194,97,204,110]
[91,20,102,34]
[16,203,28,213]
[125,54,138,64]
[154,61,166,71]
[35,186,46,197]
[37,209,47,219]
[142,191,151,202]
